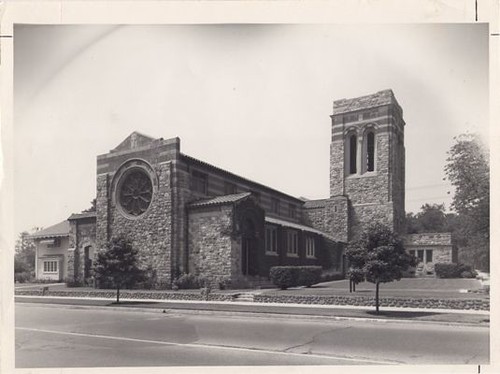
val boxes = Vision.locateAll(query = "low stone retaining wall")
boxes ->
[15,289,489,311]
[15,289,235,302]
[254,294,489,311]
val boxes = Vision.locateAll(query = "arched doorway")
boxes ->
[241,218,258,276]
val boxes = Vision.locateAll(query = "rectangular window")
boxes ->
[224,182,237,195]
[251,191,261,203]
[265,226,278,254]
[426,249,433,263]
[306,237,315,258]
[191,170,208,195]
[271,198,280,215]
[417,250,424,262]
[43,260,58,273]
[47,238,61,248]
[288,204,296,219]
[287,230,298,256]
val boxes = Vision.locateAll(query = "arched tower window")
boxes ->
[346,133,357,175]
[362,128,376,173]
[366,131,375,172]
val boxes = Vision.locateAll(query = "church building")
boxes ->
[31,90,456,286]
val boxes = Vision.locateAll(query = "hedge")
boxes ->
[270,266,323,289]
[434,263,477,279]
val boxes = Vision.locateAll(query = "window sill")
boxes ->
[286,253,299,258]
[345,172,378,179]
[306,256,317,260]
[265,251,279,256]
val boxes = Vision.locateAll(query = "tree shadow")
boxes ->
[365,310,440,318]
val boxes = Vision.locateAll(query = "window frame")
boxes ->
[288,203,296,219]
[286,230,299,257]
[365,130,375,172]
[224,181,237,195]
[191,170,208,195]
[305,236,316,258]
[271,198,280,215]
[43,260,58,274]
[349,134,357,174]
[265,225,278,255]
[425,249,433,263]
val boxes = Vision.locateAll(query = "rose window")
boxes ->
[118,170,153,216]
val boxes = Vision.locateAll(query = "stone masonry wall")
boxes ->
[68,219,96,282]
[188,205,234,282]
[405,233,452,246]
[96,174,109,251]
[330,92,406,239]
[349,203,395,240]
[303,196,348,243]
[108,162,173,287]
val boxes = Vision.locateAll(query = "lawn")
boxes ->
[260,278,488,300]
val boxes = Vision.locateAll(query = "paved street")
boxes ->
[16,303,489,368]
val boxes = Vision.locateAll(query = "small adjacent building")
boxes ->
[31,89,456,286]
[404,233,457,277]
[30,221,70,281]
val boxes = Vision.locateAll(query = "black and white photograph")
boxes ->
[1,1,497,373]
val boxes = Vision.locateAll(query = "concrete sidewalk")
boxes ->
[15,295,490,326]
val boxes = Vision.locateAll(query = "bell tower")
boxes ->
[330,89,405,238]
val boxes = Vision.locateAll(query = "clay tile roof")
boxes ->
[68,212,97,220]
[188,192,252,208]
[29,220,70,239]
[265,216,336,242]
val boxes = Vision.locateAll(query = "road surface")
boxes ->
[15,303,489,367]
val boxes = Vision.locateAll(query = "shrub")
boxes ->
[172,273,208,289]
[320,271,345,282]
[435,263,477,278]
[270,267,299,290]
[297,266,322,287]
[65,277,84,287]
[215,275,231,290]
[14,272,33,283]
[270,266,323,289]
[460,270,476,278]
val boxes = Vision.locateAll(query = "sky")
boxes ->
[13,24,489,235]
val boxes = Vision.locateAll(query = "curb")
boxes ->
[15,294,490,315]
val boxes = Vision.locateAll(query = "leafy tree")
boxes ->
[82,198,97,213]
[14,231,36,274]
[346,223,417,313]
[405,203,449,234]
[93,237,144,303]
[445,133,489,271]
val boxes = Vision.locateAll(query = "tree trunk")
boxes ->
[349,280,352,293]
[116,286,120,304]
[353,282,356,292]
[375,282,379,314]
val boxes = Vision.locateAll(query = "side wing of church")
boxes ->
[31,90,456,286]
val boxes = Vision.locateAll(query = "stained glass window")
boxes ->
[119,170,153,216]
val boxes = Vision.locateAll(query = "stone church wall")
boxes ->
[68,218,96,283]
[303,196,348,243]
[188,206,234,282]
[95,136,180,288]
[107,161,173,287]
